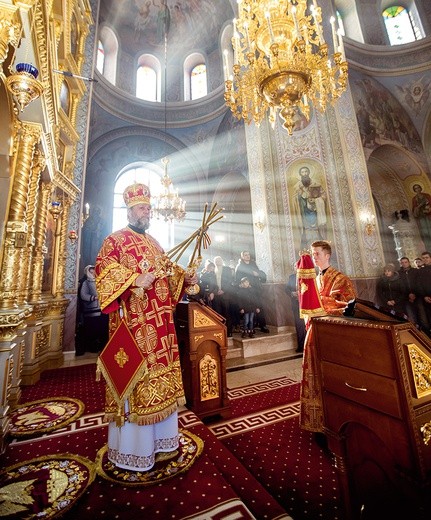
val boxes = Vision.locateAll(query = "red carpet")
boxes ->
[18,364,105,415]
[210,377,344,520]
[1,364,291,520]
[2,365,344,519]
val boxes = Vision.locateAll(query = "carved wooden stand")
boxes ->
[175,301,231,421]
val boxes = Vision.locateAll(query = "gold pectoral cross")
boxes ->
[114,347,129,368]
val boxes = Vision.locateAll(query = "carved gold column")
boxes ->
[0,122,41,309]
[17,149,46,304]
[0,3,21,67]
[52,197,70,298]
[69,93,80,130]
[28,182,51,302]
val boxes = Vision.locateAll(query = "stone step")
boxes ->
[227,328,297,359]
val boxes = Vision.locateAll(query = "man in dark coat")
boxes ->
[235,251,269,333]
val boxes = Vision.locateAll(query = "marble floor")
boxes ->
[62,351,304,388]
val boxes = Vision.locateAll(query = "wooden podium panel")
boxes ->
[175,301,231,420]
[313,306,431,520]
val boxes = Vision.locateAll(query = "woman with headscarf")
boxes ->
[78,265,108,354]
[375,263,406,316]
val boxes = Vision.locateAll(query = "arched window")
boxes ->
[383,5,424,45]
[136,55,161,102]
[184,53,207,101]
[113,164,174,250]
[96,40,104,73]
[137,66,157,101]
[98,26,118,84]
[191,64,207,100]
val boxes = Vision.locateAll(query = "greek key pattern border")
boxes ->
[208,402,301,440]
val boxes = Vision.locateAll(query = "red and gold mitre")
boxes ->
[123,183,151,208]
[296,250,326,318]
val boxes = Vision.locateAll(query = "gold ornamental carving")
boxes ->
[52,17,63,47]
[193,309,217,328]
[0,4,21,65]
[36,324,50,357]
[45,299,69,317]
[194,334,204,343]
[26,301,48,321]
[213,332,223,341]
[420,421,431,446]
[406,343,431,398]
[18,148,46,304]
[9,122,42,222]
[0,122,41,309]
[199,353,219,401]
[3,356,14,407]
[0,308,30,340]
[28,183,51,302]
[52,197,71,298]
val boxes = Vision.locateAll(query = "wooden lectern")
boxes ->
[313,301,431,519]
[175,301,231,421]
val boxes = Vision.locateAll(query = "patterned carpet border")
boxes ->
[227,376,298,399]
[9,397,85,438]
[0,453,95,518]
[95,429,204,486]
[208,401,301,439]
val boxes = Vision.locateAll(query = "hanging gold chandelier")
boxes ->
[224,0,348,134]
[152,157,186,222]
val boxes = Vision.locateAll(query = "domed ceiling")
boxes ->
[99,0,234,56]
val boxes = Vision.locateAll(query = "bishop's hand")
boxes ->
[136,272,155,289]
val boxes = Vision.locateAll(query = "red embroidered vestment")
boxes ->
[300,266,356,432]
[95,227,186,426]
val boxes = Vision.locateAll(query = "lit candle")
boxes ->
[291,6,300,39]
[223,49,229,79]
[337,29,345,59]
[84,202,90,216]
[265,11,275,43]
[233,18,239,63]
[310,4,324,44]
[244,21,251,48]
[303,24,309,45]
[330,16,337,52]
[233,31,240,64]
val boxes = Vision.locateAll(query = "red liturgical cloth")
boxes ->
[97,319,147,406]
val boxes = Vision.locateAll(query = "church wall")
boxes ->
[355,0,389,45]
[349,68,431,261]
[83,102,241,273]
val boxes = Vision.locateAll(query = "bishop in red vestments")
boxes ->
[95,183,196,471]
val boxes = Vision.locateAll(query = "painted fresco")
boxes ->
[287,160,332,252]
[100,0,232,50]
[349,70,423,153]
